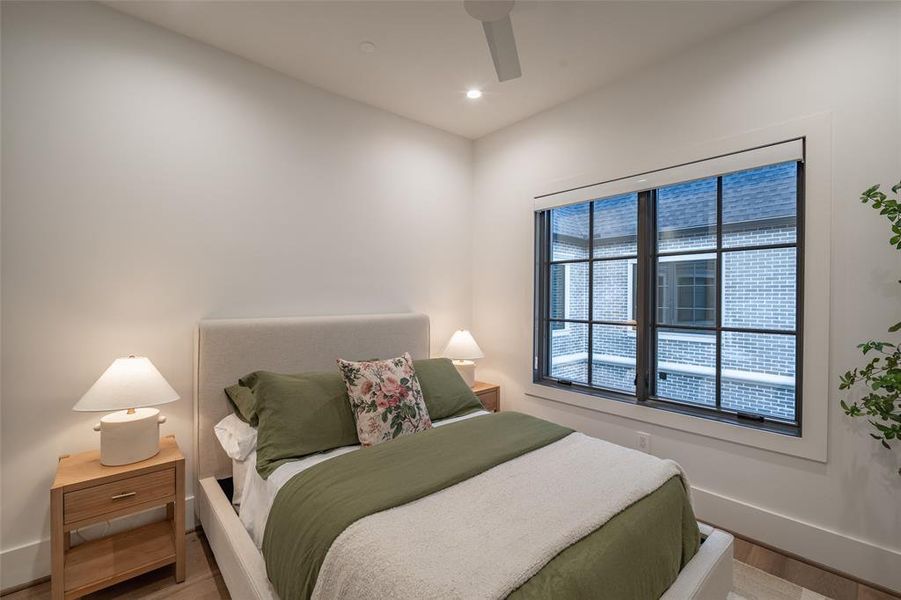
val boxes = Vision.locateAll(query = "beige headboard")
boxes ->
[194,313,430,481]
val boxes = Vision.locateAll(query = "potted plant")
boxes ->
[839,181,901,475]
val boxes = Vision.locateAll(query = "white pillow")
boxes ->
[214,413,257,461]
[232,456,251,508]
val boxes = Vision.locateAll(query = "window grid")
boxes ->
[648,169,801,421]
[536,161,803,435]
[546,197,639,392]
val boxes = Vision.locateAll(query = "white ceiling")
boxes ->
[105,1,789,139]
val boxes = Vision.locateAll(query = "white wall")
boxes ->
[4,0,901,593]
[473,1,901,591]
[0,1,472,587]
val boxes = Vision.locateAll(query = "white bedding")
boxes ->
[237,410,490,548]
[312,432,686,600]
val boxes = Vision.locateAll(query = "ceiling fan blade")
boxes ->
[482,15,521,82]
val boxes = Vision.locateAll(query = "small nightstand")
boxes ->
[472,381,500,412]
[50,435,185,600]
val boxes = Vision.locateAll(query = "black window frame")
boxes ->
[533,160,804,437]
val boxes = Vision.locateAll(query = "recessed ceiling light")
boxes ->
[359,41,376,54]
[466,89,483,100]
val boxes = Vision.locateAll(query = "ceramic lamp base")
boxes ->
[94,407,167,466]
[452,360,476,387]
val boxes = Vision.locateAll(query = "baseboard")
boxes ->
[692,486,901,593]
[0,496,195,592]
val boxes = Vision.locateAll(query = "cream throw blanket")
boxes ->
[311,432,687,600]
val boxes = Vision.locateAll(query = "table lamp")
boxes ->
[442,330,484,387]
[73,355,179,466]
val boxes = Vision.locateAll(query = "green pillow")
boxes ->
[226,359,485,425]
[226,359,482,478]
[412,358,484,421]
[247,371,359,479]
[225,383,258,426]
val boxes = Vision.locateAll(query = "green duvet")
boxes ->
[263,412,699,599]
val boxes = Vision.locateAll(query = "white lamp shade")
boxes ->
[73,356,179,412]
[442,330,485,361]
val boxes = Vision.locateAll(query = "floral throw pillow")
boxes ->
[336,352,433,447]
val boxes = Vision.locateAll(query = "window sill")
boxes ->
[526,379,825,462]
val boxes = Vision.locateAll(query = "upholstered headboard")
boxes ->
[194,313,430,481]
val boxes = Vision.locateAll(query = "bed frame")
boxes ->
[193,313,734,599]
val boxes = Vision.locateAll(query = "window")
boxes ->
[670,259,716,326]
[630,256,715,327]
[534,153,802,435]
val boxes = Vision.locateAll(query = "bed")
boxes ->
[193,313,734,599]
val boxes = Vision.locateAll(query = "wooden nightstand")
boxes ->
[473,381,500,412]
[50,435,185,600]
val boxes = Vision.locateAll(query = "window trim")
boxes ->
[530,117,830,463]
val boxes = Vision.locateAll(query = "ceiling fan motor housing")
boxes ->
[463,0,514,23]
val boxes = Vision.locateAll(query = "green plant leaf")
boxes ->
[842,180,901,472]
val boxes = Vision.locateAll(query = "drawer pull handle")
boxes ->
[111,491,136,500]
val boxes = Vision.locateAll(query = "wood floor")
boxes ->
[4,529,898,600]
[732,537,898,600]
[2,531,227,600]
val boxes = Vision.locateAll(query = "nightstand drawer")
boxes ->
[477,388,499,412]
[64,469,175,525]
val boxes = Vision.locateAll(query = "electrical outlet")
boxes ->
[637,431,651,453]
